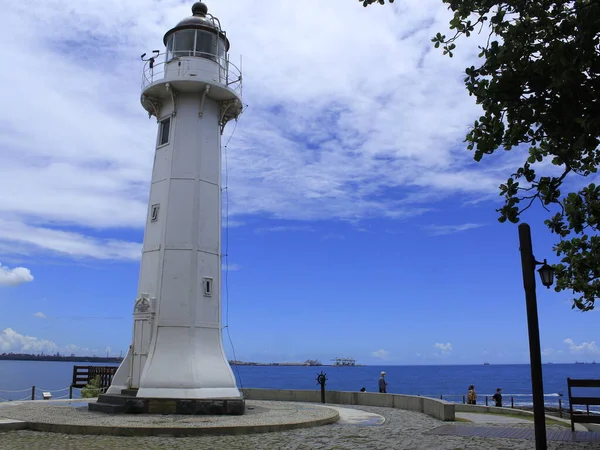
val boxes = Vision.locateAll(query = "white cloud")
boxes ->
[425,223,484,236]
[225,220,246,228]
[0,220,141,260]
[0,328,58,353]
[542,348,555,356]
[0,0,500,262]
[33,312,47,319]
[0,329,94,355]
[371,349,390,359]
[434,342,452,353]
[0,262,34,287]
[563,338,600,355]
[222,263,242,271]
[254,226,315,234]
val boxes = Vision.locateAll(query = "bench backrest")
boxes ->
[71,365,118,389]
[567,378,600,431]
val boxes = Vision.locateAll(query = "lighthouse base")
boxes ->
[88,389,245,415]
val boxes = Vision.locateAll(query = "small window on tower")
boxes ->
[150,204,160,222]
[158,117,171,146]
[203,277,213,297]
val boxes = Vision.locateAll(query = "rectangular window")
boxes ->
[203,277,213,297]
[158,117,170,146]
[150,204,160,222]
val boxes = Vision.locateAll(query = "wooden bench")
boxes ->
[71,365,118,390]
[567,378,600,431]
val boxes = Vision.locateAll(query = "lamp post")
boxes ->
[518,223,555,450]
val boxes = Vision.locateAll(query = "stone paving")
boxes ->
[429,424,600,443]
[1,403,599,449]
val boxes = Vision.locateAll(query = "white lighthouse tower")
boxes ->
[96,2,244,415]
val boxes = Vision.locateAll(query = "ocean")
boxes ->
[0,361,598,411]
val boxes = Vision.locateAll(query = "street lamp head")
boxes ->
[537,259,555,289]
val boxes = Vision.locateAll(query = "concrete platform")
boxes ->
[456,408,589,431]
[326,405,385,426]
[0,399,339,436]
[0,418,27,431]
[90,391,245,415]
[456,412,535,424]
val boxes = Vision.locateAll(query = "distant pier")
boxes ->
[331,357,356,366]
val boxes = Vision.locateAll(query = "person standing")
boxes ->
[467,385,477,405]
[379,371,388,393]
[492,388,503,407]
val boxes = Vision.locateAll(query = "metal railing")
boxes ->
[141,52,242,96]
[0,385,106,402]
[429,393,600,418]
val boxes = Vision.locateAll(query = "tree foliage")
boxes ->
[361,0,395,5]
[363,0,600,311]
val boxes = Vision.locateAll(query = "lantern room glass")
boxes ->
[164,30,228,67]
[195,30,216,61]
[166,36,174,61]
[173,30,195,57]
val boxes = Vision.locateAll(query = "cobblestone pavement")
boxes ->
[1,405,598,450]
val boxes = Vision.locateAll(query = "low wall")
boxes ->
[241,388,455,421]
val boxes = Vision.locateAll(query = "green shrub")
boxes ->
[81,375,103,398]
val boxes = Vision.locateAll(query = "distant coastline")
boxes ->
[0,355,363,366]
[0,353,123,363]
[229,357,364,367]
[0,355,332,366]
[228,360,364,367]
[229,360,323,367]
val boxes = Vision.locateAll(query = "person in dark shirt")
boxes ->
[379,372,387,393]
[467,385,477,404]
[492,388,503,407]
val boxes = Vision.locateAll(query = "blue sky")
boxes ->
[0,0,598,365]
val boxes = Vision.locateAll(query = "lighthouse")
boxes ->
[94,2,244,415]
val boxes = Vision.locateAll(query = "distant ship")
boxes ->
[483,362,490,365]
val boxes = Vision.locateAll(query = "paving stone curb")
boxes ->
[0,400,339,437]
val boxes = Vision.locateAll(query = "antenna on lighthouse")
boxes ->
[141,50,160,69]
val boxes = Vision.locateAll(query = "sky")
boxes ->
[0,0,598,365]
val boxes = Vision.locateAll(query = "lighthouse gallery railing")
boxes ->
[141,51,242,96]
